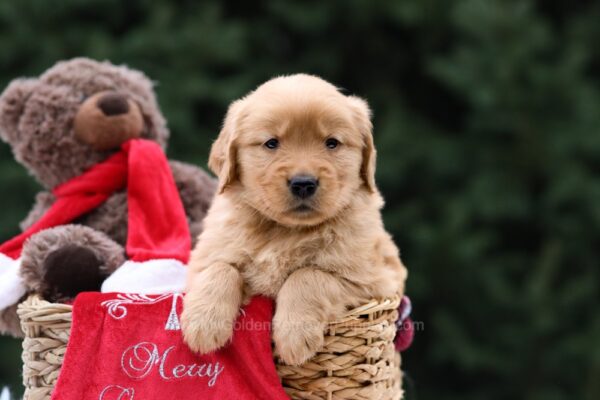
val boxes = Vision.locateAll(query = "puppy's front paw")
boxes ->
[181,300,236,354]
[273,316,325,366]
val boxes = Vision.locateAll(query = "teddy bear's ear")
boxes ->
[0,78,38,144]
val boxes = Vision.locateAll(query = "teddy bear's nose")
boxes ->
[97,93,130,116]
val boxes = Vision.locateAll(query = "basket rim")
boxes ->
[18,293,401,316]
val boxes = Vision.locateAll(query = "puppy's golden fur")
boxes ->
[182,74,407,365]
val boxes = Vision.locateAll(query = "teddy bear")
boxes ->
[0,58,216,337]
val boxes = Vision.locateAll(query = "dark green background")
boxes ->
[1,1,598,399]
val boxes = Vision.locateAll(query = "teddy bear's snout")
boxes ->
[97,92,130,116]
[74,91,144,151]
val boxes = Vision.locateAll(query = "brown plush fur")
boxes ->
[0,58,169,189]
[182,74,407,365]
[0,58,216,337]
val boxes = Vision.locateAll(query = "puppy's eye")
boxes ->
[264,138,279,149]
[325,138,340,149]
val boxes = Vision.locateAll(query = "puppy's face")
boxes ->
[210,75,376,227]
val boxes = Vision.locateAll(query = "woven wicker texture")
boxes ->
[17,296,72,400]
[18,295,402,400]
[275,297,402,400]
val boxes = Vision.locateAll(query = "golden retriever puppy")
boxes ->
[182,74,407,365]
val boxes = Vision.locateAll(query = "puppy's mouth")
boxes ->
[287,198,318,214]
[293,204,314,213]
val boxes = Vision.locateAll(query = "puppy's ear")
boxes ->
[347,95,376,193]
[209,100,244,193]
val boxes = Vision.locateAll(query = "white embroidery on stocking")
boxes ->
[165,294,182,331]
[101,294,174,320]
[120,341,225,386]
[99,385,135,400]
[121,342,160,379]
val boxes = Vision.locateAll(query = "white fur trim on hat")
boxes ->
[0,254,26,310]
[101,259,186,294]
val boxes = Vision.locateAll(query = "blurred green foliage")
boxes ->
[0,0,599,399]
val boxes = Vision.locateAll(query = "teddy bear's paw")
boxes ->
[20,225,125,302]
[181,302,235,354]
[42,245,106,301]
[273,316,325,366]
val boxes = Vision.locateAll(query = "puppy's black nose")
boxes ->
[289,175,319,199]
[97,93,130,116]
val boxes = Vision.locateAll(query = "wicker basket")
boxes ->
[18,295,402,400]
